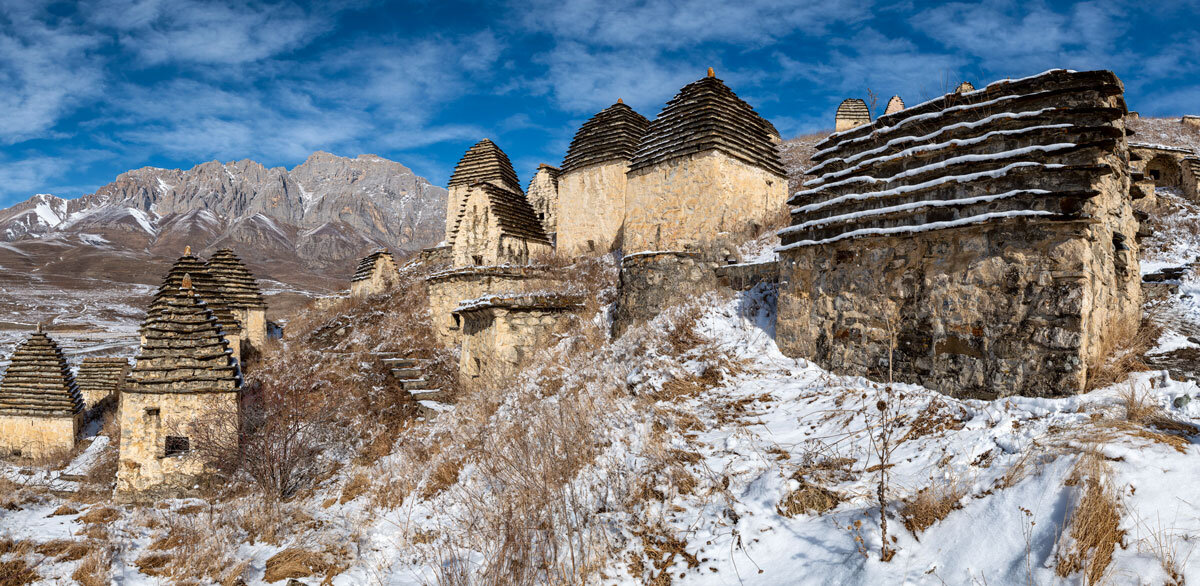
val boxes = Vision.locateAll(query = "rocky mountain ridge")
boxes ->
[0,151,447,331]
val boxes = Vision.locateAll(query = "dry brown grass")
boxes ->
[900,478,966,536]
[262,547,344,583]
[48,505,78,517]
[70,544,113,586]
[0,559,39,586]
[1095,386,1200,453]
[76,506,119,525]
[1055,453,1126,585]
[1086,319,1162,391]
[778,480,843,517]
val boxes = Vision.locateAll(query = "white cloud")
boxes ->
[0,3,106,143]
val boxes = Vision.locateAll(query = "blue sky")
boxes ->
[1,0,1198,207]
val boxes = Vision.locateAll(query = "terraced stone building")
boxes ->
[350,249,399,298]
[777,69,1140,398]
[0,326,84,458]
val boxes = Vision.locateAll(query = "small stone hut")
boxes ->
[0,326,84,458]
[526,164,560,241]
[445,139,524,242]
[1130,142,1196,194]
[205,249,268,350]
[778,69,1139,398]
[1183,115,1200,129]
[623,69,787,253]
[884,96,905,115]
[557,99,650,256]
[450,182,553,267]
[75,357,130,413]
[454,294,583,391]
[835,99,871,132]
[955,81,975,93]
[426,266,564,348]
[116,275,242,499]
[350,249,399,297]
[146,247,244,362]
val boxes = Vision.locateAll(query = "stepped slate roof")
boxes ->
[146,249,241,337]
[628,73,785,177]
[205,249,266,310]
[528,164,560,190]
[561,101,650,173]
[0,327,83,417]
[447,139,522,192]
[129,276,242,395]
[457,183,551,244]
[352,250,396,282]
[76,357,129,403]
[836,99,871,124]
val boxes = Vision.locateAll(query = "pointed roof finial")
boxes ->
[181,273,193,290]
[184,245,191,255]
[36,322,43,334]
[707,67,715,78]
[617,98,623,104]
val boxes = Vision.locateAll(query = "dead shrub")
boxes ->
[1055,453,1125,585]
[48,505,78,517]
[900,478,966,536]
[421,457,464,499]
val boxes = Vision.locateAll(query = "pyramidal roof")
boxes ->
[205,249,266,310]
[836,99,871,122]
[452,183,551,245]
[352,250,396,282]
[0,327,83,417]
[447,139,522,192]
[129,276,241,394]
[628,70,784,177]
[561,101,650,173]
[75,357,130,399]
[146,248,241,336]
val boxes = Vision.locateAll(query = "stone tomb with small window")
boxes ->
[116,276,242,500]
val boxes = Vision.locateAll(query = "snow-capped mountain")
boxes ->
[0,151,446,266]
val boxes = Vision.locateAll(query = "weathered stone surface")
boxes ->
[624,151,787,252]
[426,266,564,348]
[558,160,632,256]
[778,69,1140,398]
[350,250,399,298]
[0,327,83,458]
[1184,158,1200,202]
[884,96,905,115]
[455,294,583,391]
[835,99,871,132]
[612,252,720,338]
[117,277,241,499]
[715,261,779,291]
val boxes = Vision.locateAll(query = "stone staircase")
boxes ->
[377,354,454,416]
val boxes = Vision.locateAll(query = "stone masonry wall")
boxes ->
[526,165,560,239]
[612,252,719,338]
[623,151,787,253]
[115,390,238,500]
[557,161,629,257]
[777,69,1139,398]
[457,302,579,392]
[0,413,79,458]
[426,267,563,348]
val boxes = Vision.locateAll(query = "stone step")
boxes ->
[390,367,423,379]
[398,378,430,391]
[417,400,454,416]
[409,388,453,403]
[381,357,422,368]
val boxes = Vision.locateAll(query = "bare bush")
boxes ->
[1055,452,1125,585]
